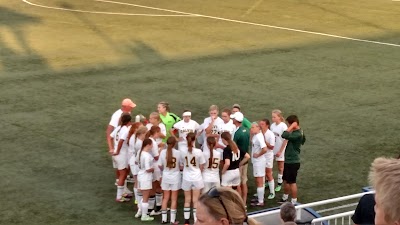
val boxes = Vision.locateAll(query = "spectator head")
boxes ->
[280,202,296,222]
[196,187,258,225]
[369,157,400,225]
[232,104,241,113]
[121,98,136,113]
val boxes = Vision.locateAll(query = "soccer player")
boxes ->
[271,109,288,192]
[277,115,305,204]
[158,102,181,142]
[110,113,132,202]
[250,122,269,207]
[170,111,201,151]
[230,112,250,204]
[158,137,181,224]
[231,104,251,129]
[130,126,148,207]
[181,133,206,225]
[137,139,156,221]
[127,122,143,183]
[200,105,224,150]
[216,109,236,152]
[145,126,163,215]
[202,137,222,193]
[259,119,276,199]
[146,112,167,147]
[220,132,250,191]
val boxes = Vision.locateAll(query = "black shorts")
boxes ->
[283,163,300,184]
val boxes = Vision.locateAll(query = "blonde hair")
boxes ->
[209,105,219,112]
[149,112,161,122]
[134,126,148,143]
[369,157,400,223]
[272,109,285,123]
[199,187,259,225]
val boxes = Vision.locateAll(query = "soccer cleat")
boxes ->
[134,199,138,204]
[122,193,133,198]
[267,193,275,199]
[275,185,282,192]
[150,210,162,216]
[184,219,190,225]
[277,198,288,204]
[115,197,131,203]
[135,211,142,218]
[161,220,170,224]
[171,221,179,225]
[141,215,155,221]
[250,202,264,207]
[124,188,133,195]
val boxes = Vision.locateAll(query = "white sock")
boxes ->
[170,209,177,223]
[278,174,283,184]
[257,187,264,203]
[141,202,149,218]
[184,207,191,219]
[291,198,297,204]
[268,180,275,195]
[161,210,168,222]
[137,192,143,209]
[116,186,124,199]
[282,194,289,200]
[134,188,138,202]
[149,196,155,211]
[193,208,197,222]
[156,193,163,207]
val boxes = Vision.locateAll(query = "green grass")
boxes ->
[1,0,400,224]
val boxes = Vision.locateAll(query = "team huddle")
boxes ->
[106,99,306,224]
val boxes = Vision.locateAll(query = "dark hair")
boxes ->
[120,113,131,126]
[166,137,177,168]
[145,125,161,139]
[286,115,299,125]
[207,137,216,162]
[186,132,196,153]
[261,118,271,128]
[138,138,153,167]
[221,132,238,154]
[127,122,142,145]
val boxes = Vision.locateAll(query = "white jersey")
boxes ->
[109,109,123,128]
[128,134,136,156]
[146,123,167,144]
[202,149,222,182]
[137,151,153,181]
[149,137,160,159]
[158,149,181,184]
[181,148,206,181]
[173,120,201,145]
[217,120,236,147]
[201,117,224,140]
[110,125,129,154]
[251,132,267,166]
[270,122,288,154]
[263,129,275,159]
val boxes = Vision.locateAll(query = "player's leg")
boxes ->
[289,163,300,204]
[183,189,192,225]
[251,165,265,207]
[141,188,154,221]
[275,156,285,192]
[279,163,290,203]
[170,189,179,224]
[265,153,275,199]
[240,164,249,204]
[192,187,202,223]
[161,187,171,223]
[148,182,156,215]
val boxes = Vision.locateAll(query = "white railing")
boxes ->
[311,210,354,225]
[249,191,375,222]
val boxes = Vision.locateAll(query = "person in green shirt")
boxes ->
[231,111,250,205]
[157,102,181,142]
[232,104,251,129]
[277,115,305,204]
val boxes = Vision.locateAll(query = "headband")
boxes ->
[182,112,192,117]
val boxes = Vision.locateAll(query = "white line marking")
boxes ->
[241,0,264,17]
[97,0,400,48]
[22,0,197,17]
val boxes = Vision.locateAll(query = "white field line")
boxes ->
[97,0,400,48]
[241,0,264,17]
[22,0,197,17]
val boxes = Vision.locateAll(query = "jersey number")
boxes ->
[208,158,219,169]
[185,156,196,167]
[170,157,177,168]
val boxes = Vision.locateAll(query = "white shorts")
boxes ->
[112,154,128,170]
[253,165,266,177]
[130,164,139,176]
[265,151,274,169]
[138,179,152,190]
[161,181,181,191]
[202,181,220,194]
[153,167,162,182]
[274,149,285,161]
[221,169,241,187]
[181,179,204,191]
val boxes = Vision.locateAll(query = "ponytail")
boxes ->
[206,137,216,161]
[221,132,238,154]
[186,132,196,153]
[127,122,142,145]
[247,217,259,225]
[139,139,152,166]
[272,109,285,123]
[145,125,161,139]
[166,137,177,168]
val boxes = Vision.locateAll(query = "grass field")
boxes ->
[1,0,400,224]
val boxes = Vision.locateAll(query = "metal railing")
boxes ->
[311,210,354,225]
